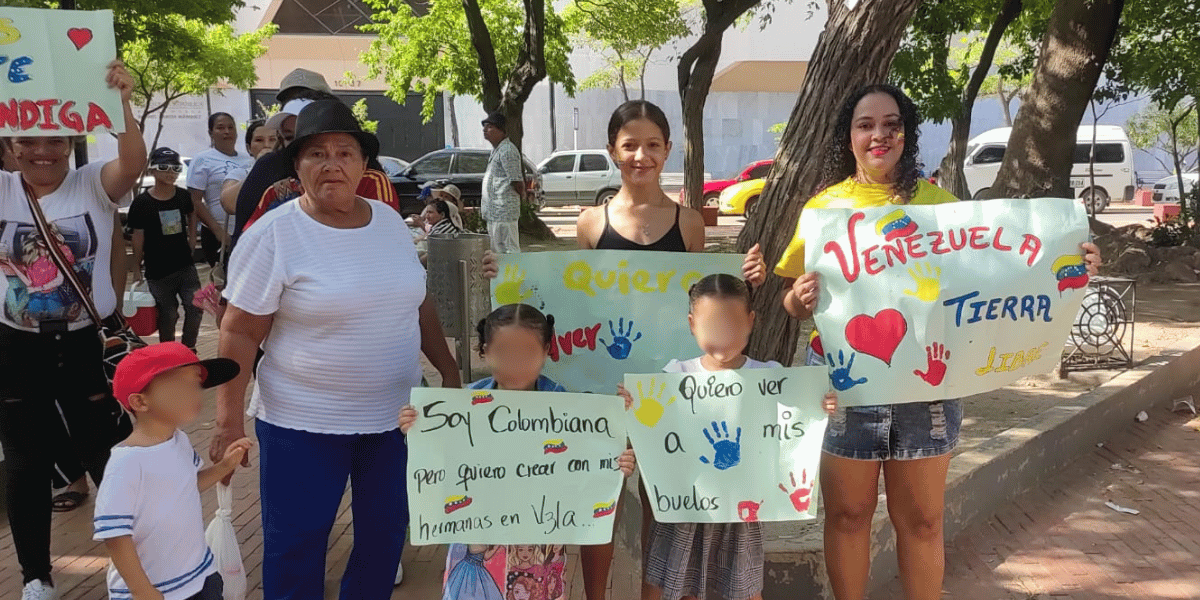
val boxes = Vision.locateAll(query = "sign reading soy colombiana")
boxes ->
[626,366,830,524]
[802,197,1091,406]
[0,8,123,136]
[405,388,627,545]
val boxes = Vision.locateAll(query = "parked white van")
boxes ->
[962,125,1136,212]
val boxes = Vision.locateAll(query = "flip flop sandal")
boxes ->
[52,490,88,513]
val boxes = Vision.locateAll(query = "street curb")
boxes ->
[758,331,1200,599]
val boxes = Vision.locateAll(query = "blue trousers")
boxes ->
[257,420,409,600]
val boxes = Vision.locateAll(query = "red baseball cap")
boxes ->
[113,342,240,410]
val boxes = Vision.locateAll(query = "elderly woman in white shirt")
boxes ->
[212,100,460,600]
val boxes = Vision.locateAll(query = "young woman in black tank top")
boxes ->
[572,100,767,600]
[595,201,687,251]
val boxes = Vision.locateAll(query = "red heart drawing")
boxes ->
[845,309,908,366]
[67,28,93,51]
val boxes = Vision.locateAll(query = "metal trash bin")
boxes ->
[426,233,491,383]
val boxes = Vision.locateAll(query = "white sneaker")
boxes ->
[22,580,56,600]
[393,561,404,586]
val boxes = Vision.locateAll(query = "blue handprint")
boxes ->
[827,350,868,391]
[599,318,643,360]
[699,421,742,470]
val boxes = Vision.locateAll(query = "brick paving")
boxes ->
[870,407,1200,600]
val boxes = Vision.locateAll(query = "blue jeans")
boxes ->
[257,420,408,600]
[806,343,962,461]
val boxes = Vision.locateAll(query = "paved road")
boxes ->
[1095,203,1157,228]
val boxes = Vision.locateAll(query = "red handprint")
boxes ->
[738,500,764,522]
[914,342,950,387]
[778,470,815,513]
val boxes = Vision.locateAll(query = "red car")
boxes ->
[681,160,774,205]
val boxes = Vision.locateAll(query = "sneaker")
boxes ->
[22,580,56,600]
[394,561,404,586]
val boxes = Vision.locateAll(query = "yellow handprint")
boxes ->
[494,265,535,305]
[903,262,941,303]
[0,19,22,46]
[634,379,676,428]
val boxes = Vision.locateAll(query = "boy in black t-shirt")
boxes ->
[128,148,204,349]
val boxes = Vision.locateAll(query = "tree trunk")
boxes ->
[679,34,722,210]
[616,49,630,102]
[447,93,460,147]
[998,78,1014,126]
[938,0,1023,200]
[985,0,1125,199]
[152,108,167,151]
[461,0,503,111]
[677,0,760,210]
[737,0,923,365]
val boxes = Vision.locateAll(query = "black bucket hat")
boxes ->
[285,100,380,172]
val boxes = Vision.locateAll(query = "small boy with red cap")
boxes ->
[93,342,252,600]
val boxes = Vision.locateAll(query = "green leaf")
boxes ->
[361,0,576,123]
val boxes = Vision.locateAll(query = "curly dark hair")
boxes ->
[817,84,923,204]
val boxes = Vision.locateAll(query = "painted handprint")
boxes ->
[634,379,676,428]
[827,350,868,391]
[738,500,764,523]
[914,342,950,387]
[599,318,642,360]
[903,262,942,303]
[778,469,815,512]
[494,265,542,308]
[699,421,741,470]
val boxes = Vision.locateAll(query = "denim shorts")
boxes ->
[806,344,962,461]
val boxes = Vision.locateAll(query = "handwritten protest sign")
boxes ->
[625,366,829,523]
[801,198,1090,406]
[492,250,744,394]
[0,8,122,136]
[406,388,627,545]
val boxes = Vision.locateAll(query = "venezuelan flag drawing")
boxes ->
[875,209,919,241]
[1052,255,1090,293]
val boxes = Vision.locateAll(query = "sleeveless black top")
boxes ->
[595,202,688,252]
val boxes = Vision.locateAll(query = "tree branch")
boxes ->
[461,0,503,110]
[501,0,547,110]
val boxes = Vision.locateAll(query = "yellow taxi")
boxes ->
[718,178,765,215]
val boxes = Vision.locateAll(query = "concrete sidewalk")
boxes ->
[870,406,1200,600]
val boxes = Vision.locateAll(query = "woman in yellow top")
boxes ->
[775,85,1100,600]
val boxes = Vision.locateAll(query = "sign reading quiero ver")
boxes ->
[0,8,123,136]
[405,388,627,545]
[491,250,744,394]
[625,366,829,524]
[801,198,1091,406]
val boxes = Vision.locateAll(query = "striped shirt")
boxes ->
[429,218,462,237]
[225,199,426,434]
[93,430,215,600]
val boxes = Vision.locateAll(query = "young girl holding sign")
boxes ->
[571,100,769,600]
[399,304,637,600]
[620,274,837,600]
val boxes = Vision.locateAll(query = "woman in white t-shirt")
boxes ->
[0,60,147,600]
[187,113,254,267]
[213,100,462,600]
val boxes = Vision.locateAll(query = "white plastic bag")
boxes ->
[204,484,247,600]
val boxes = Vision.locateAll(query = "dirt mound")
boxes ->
[1090,218,1200,284]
